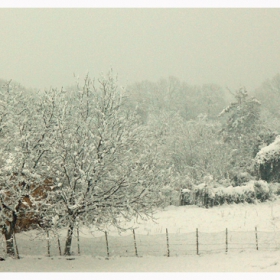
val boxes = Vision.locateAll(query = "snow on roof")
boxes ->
[255,135,280,165]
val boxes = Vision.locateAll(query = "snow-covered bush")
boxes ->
[268,182,280,197]
[255,136,280,164]
[254,135,280,182]
[254,180,270,201]
[180,188,193,205]
[183,180,272,208]
[161,185,181,206]
[230,171,254,187]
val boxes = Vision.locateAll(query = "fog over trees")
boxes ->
[1,70,280,257]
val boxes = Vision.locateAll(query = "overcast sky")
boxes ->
[1,8,280,91]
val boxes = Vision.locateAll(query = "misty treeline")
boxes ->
[125,74,280,206]
[0,71,280,257]
[126,74,280,182]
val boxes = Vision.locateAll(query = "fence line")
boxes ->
[1,228,280,258]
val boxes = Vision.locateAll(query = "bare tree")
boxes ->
[0,82,58,257]
[46,72,164,255]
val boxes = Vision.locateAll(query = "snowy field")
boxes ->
[2,251,280,273]
[2,199,280,272]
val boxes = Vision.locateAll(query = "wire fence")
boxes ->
[2,227,280,258]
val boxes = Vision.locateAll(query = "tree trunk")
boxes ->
[3,212,17,257]
[4,231,15,257]
[64,223,74,256]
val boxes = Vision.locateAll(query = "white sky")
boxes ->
[1,2,280,91]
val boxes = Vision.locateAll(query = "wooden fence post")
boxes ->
[105,231,109,258]
[196,228,199,255]
[133,229,138,257]
[47,230,50,257]
[226,228,228,253]
[13,233,20,259]
[77,225,80,255]
[166,228,170,257]
[57,235,62,256]
[255,227,259,251]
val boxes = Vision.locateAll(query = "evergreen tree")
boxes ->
[219,87,270,183]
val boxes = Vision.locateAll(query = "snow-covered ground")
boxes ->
[2,199,280,272]
[2,251,280,272]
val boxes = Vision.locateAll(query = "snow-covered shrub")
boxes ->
[191,183,214,208]
[231,171,254,187]
[267,182,280,199]
[254,180,270,201]
[255,136,280,164]
[186,180,272,208]
[180,188,193,205]
[161,185,180,206]
[254,135,280,182]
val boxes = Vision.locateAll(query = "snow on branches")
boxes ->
[0,72,167,256]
